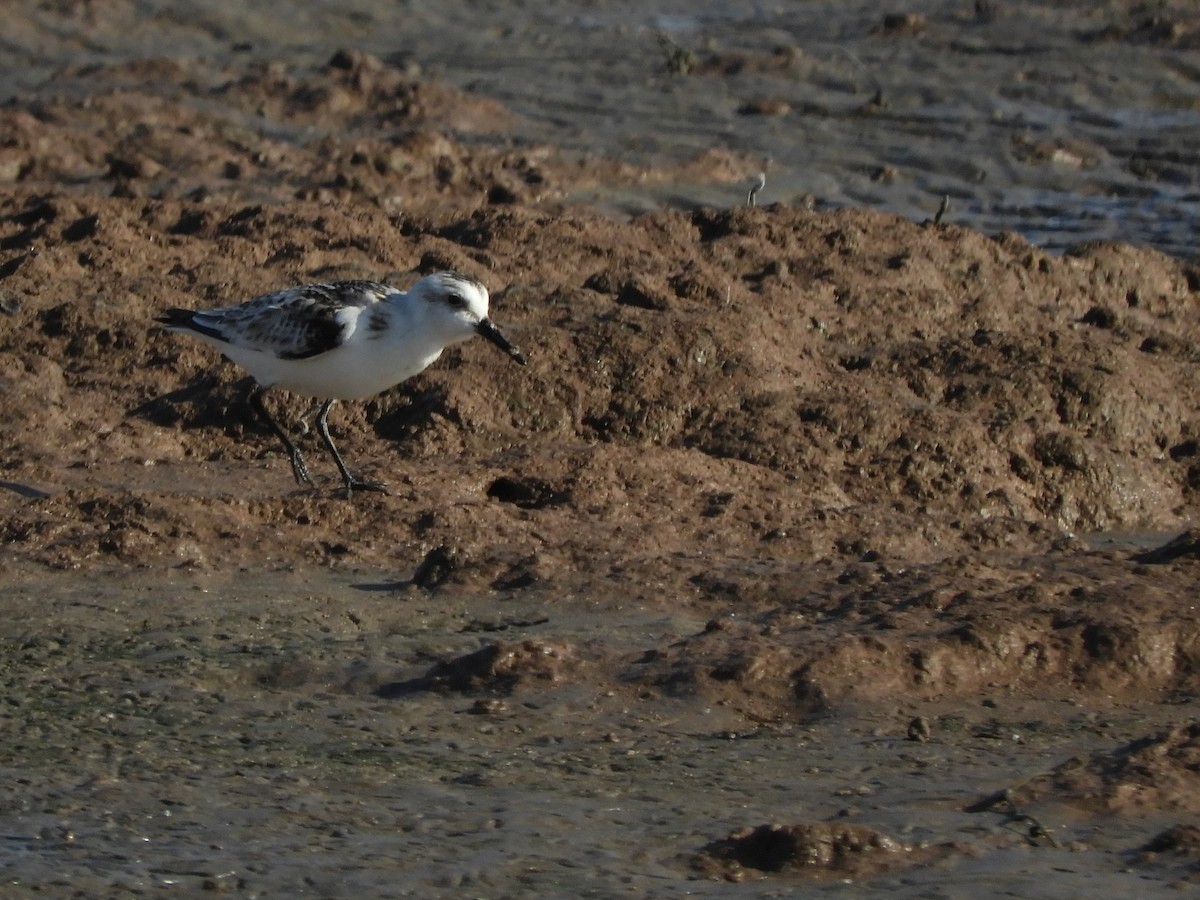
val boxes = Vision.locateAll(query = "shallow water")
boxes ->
[0,566,1188,895]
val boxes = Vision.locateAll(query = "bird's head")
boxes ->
[411,271,527,365]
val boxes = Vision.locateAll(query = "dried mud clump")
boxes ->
[1013,722,1200,815]
[0,51,721,214]
[377,640,579,698]
[692,822,939,881]
[629,549,1200,720]
[1137,825,1200,881]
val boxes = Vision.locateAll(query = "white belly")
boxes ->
[222,339,445,400]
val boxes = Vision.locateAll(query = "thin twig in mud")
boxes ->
[747,172,766,207]
[933,195,951,226]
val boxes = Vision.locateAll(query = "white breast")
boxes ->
[200,283,483,400]
[223,338,447,400]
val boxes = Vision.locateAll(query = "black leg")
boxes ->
[249,385,313,487]
[314,399,389,497]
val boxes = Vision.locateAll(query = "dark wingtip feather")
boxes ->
[156,308,195,327]
[155,308,228,343]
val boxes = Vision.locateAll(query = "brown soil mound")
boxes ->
[3,192,1198,568]
[1014,722,1200,815]
[4,190,1200,723]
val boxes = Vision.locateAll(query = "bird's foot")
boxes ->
[337,476,390,499]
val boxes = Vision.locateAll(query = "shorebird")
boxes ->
[157,271,526,496]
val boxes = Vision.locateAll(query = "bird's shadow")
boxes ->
[132,374,449,444]
[370,382,452,442]
[127,374,262,433]
[0,480,51,499]
[351,579,409,592]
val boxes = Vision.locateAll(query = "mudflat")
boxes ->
[2,2,1200,895]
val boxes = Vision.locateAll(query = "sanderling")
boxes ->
[157,271,526,496]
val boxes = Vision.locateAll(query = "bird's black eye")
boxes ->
[447,293,468,310]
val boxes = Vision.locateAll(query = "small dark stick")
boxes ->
[933,195,951,226]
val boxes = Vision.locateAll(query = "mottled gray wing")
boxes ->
[169,280,396,360]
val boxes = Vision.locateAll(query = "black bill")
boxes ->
[476,318,527,365]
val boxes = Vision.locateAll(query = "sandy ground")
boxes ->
[2,1,1200,895]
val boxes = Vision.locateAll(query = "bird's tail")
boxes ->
[155,308,226,342]
[156,308,196,329]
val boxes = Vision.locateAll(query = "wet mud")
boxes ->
[2,2,1200,895]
